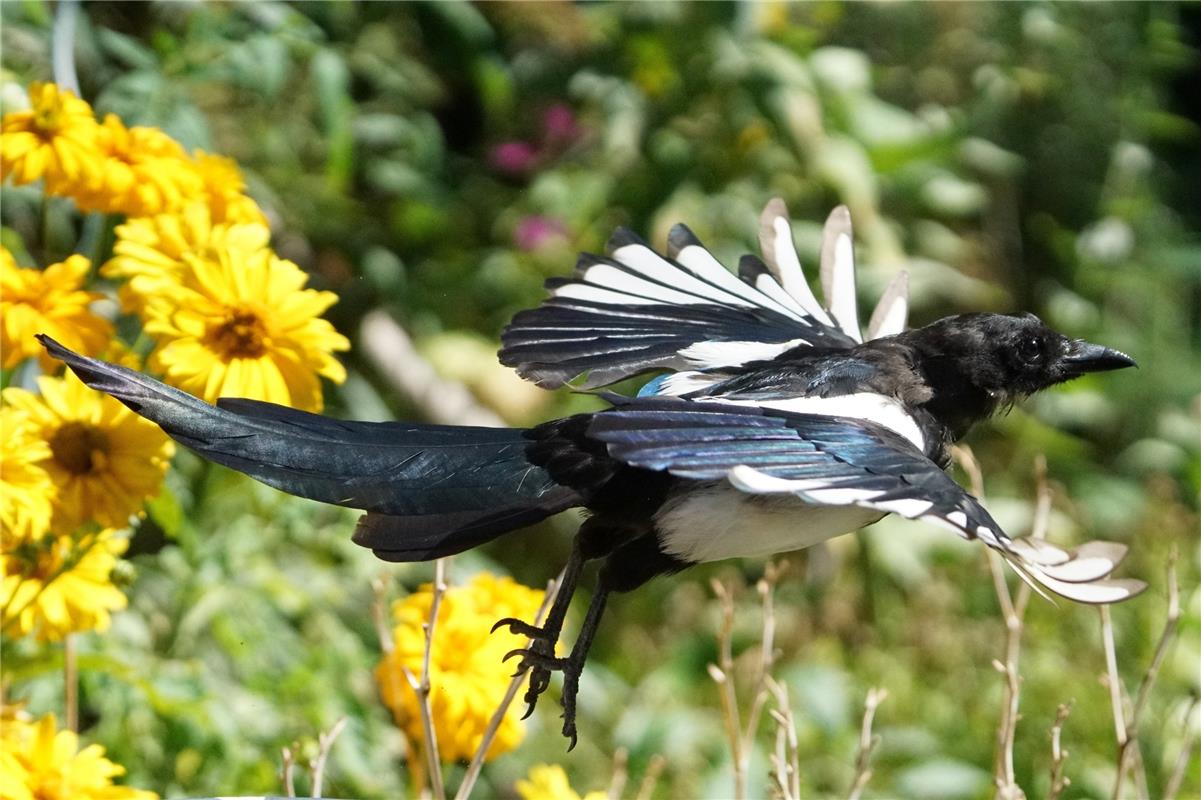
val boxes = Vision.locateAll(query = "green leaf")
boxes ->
[97,28,159,70]
[310,48,354,190]
[894,758,990,800]
[146,486,184,539]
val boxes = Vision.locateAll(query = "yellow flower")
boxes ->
[0,406,55,549]
[143,241,348,411]
[191,150,267,225]
[101,203,271,313]
[0,249,113,371]
[72,114,203,217]
[0,82,102,190]
[0,713,157,800]
[1,531,131,640]
[375,573,546,763]
[516,764,607,800]
[2,373,173,535]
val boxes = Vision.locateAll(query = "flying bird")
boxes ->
[39,200,1144,747]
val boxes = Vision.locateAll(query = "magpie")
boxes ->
[38,199,1144,748]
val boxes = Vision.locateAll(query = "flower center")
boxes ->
[32,99,65,134]
[208,309,268,358]
[49,422,110,476]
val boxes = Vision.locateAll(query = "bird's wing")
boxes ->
[499,201,887,390]
[587,397,1144,604]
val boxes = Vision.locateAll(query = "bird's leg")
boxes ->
[557,580,609,750]
[500,579,611,750]
[494,539,586,717]
[495,517,640,717]
[492,537,584,644]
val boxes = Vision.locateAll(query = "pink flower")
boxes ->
[542,104,580,145]
[514,216,568,251]
[489,141,538,175]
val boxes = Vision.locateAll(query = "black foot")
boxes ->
[487,546,614,749]
[504,646,583,749]
[500,637,566,719]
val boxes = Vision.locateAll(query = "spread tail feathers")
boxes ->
[1004,538,1146,604]
[38,335,581,561]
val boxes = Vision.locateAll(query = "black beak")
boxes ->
[1062,340,1137,374]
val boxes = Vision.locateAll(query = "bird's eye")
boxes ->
[1016,336,1042,363]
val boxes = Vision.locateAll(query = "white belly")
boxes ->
[654,482,884,563]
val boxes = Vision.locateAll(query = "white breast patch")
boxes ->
[654,482,884,563]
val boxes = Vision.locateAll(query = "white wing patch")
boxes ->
[752,272,811,319]
[678,339,805,369]
[563,263,713,306]
[610,243,759,307]
[551,282,664,306]
[655,371,726,396]
[870,497,934,517]
[868,271,910,339]
[709,392,926,452]
[672,241,805,319]
[820,206,863,343]
[757,199,911,345]
[757,200,833,325]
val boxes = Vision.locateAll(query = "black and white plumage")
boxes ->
[39,199,1143,748]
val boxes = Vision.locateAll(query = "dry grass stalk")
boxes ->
[372,572,422,794]
[452,570,562,800]
[709,577,747,799]
[1100,604,1127,747]
[402,557,449,800]
[745,563,787,748]
[634,754,667,800]
[1163,695,1199,800]
[1046,702,1072,800]
[955,448,1050,799]
[847,687,888,800]
[310,716,349,798]
[765,676,801,800]
[708,561,789,800]
[607,747,630,800]
[371,572,395,654]
[281,743,297,797]
[1103,547,1182,800]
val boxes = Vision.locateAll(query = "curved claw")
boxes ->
[491,616,545,638]
[491,617,516,634]
[503,647,531,663]
[561,710,579,751]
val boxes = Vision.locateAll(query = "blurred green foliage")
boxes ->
[1,2,1198,798]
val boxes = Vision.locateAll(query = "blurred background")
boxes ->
[1,2,1197,798]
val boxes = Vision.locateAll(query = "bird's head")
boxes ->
[911,312,1136,405]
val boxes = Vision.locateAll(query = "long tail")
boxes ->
[38,335,582,562]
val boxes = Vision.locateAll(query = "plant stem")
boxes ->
[848,687,888,800]
[310,716,348,798]
[453,571,562,800]
[64,633,78,732]
[404,558,449,800]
